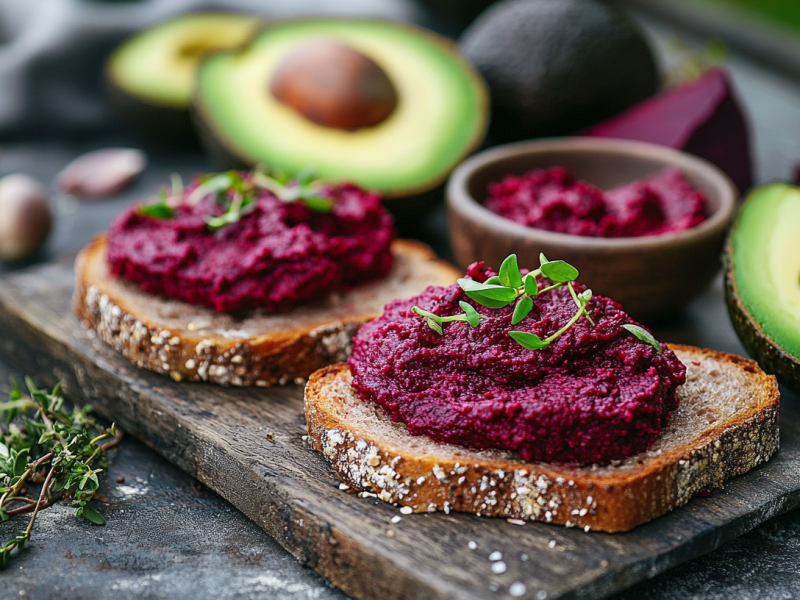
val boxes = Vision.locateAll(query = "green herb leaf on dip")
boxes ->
[622,324,662,353]
[509,331,549,350]
[499,254,523,288]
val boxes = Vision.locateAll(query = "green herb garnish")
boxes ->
[252,166,335,212]
[413,253,595,351]
[0,378,121,568]
[622,324,663,353]
[137,188,174,220]
[411,303,483,334]
[139,167,336,231]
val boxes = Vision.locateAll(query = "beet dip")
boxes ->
[484,166,707,237]
[348,263,686,465]
[107,173,395,312]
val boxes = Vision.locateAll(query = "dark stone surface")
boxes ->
[2,11,800,600]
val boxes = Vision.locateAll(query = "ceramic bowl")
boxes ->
[446,137,738,321]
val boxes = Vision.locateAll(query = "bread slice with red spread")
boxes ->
[304,346,779,533]
[73,235,459,387]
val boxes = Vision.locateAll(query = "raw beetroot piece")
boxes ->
[580,67,753,192]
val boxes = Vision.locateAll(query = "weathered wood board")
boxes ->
[1,259,800,600]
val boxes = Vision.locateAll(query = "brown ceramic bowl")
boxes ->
[446,137,738,321]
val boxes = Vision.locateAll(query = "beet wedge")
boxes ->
[581,67,752,192]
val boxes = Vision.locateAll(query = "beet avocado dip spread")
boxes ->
[348,255,686,465]
[484,166,707,237]
[107,169,395,312]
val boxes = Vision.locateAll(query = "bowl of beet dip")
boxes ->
[447,137,737,320]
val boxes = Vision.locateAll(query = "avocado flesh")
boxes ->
[726,182,800,391]
[195,20,487,196]
[108,13,261,109]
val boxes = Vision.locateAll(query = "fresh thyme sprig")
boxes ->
[0,378,121,569]
[136,166,335,230]
[412,253,665,354]
[412,253,594,351]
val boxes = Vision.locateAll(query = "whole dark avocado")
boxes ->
[724,182,800,393]
[459,0,659,141]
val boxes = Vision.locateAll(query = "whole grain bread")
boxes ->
[73,235,459,387]
[304,346,780,532]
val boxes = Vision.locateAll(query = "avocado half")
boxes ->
[193,19,489,206]
[724,182,800,392]
[106,12,262,144]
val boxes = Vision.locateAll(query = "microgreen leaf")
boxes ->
[426,318,443,335]
[457,279,517,302]
[137,189,174,220]
[539,253,549,267]
[511,296,534,325]
[299,193,335,212]
[509,331,549,350]
[485,276,501,285]
[458,301,481,328]
[622,324,662,353]
[541,260,579,283]
[523,274,538,296]
[465,292,511,309]
[499,254,523,288]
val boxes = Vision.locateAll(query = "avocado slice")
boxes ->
[193,19,488,200]
[724,182,800,391]
[106,13,262,143]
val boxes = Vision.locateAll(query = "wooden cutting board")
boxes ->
[2,259,799,600]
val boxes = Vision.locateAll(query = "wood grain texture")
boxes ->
[2,260,800,600]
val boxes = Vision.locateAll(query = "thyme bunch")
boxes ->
[0,378,121,568]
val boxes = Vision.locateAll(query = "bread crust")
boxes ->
[73,235,459,387]
[304,346,780,533]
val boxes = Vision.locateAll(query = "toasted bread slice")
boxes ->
[305,346,779,532]
[73,235,459,387]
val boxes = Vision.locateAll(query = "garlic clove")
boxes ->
[0,174,52,262]
[56,148,147,199]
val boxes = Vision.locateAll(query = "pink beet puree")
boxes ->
[107,175,395,313]
[484,166,707,237]
[348,263,686,466]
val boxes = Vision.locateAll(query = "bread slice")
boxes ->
[73,235,459,387]
[304,346,780,532]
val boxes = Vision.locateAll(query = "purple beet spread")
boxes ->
[107,174,395,313]
[484,166,707,238]
[348,262,686,465]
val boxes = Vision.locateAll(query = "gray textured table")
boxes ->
[3,12,800,600]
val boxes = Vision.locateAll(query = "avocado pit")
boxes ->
[269,40,398,131]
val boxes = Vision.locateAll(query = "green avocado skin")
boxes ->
[459,0,658,141]
[724,212,800,394]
